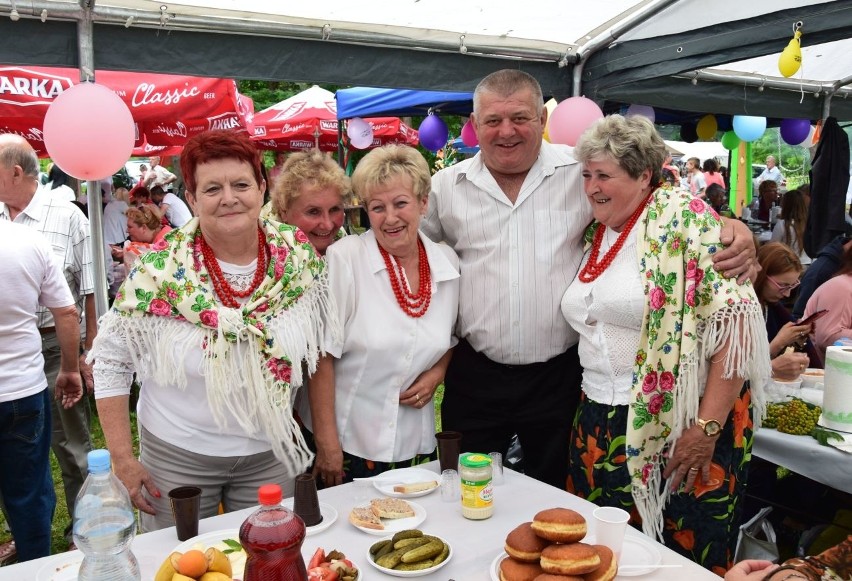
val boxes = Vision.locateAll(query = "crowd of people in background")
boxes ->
[2,69,851,580]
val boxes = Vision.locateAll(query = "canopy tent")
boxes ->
[0,65,253,156]
[0,0,849,120]
[250,85,419,151]
[336,88,474,120]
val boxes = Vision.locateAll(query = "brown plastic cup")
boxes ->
[435,431,462,473]
[293,474,323,527]
[168,486,201,541]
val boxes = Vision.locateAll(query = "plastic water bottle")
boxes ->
[239,483,308,581]
[834,338,852,347]
[73,449,140,581]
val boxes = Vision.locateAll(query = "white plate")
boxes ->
[36,551,82,581]
[366,534,452,577]
[372,467,440,498]
[281,499,339,535]
[350,500,427,535]
[583,534,663,577]
[174,529,246,580]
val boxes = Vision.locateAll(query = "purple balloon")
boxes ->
[780,118,811,146]
[419,115,449,151]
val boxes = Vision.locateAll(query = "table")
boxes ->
[1,461,718,580]
[753,428,852,494]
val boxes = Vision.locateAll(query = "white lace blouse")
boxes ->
[561,226,645,406]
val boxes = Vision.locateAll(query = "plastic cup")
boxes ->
[489,452,504,485]
[435,431,462,473]
[440,469,460,503]
[593,506,630,559]
[169,486,202,541]
[293,474,323,527]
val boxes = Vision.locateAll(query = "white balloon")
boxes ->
[625,104,656,124]
[350,132,374,149]
[347,117,373,142]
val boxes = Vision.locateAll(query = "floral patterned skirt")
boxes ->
[566,386,755,575]
[302,427,437,483]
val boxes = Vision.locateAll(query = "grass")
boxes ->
[0,400,139,560]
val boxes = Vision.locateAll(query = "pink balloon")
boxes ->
[43,82,134,180]
[460,120,478,147]
[548,97,604,147]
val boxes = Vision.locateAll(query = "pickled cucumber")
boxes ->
[395,560,435,571]
[393,537,431,550]
[400,539,443,563]
[391,529,423,544]
[369,539,391,555]
[431,542,450,565]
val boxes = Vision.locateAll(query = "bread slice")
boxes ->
[370,498,415,519]
[349,507,384,530]
[392,480,438,494]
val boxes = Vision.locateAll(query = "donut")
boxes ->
[540,543,601,576]
[534,575,585,581]
[505,522,551,562]
[530,508,587,543]
[499,555,545,581]
[584,545,617,581]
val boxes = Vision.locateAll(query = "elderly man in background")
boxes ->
[142,155,177,189]
[757,155,784,187]
[422,69,758,489]
[0,220,83,562]
[0,134,96,549]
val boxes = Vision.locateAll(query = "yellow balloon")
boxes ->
[778,31,802,78]
[696,114,718,141]
[543,98,558,142]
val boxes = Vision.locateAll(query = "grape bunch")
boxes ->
[764,399,822,435]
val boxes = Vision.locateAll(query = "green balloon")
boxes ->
[721,130,740,150]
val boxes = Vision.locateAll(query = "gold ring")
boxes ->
[688,467,699,472]
[416,394,420,401]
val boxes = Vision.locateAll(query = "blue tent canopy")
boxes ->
[336,87,473,120]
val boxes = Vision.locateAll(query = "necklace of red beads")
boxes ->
[379,238,432,318]
[578,193,652,283]
[197,226,268,308]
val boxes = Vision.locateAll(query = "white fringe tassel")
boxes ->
[634,302,771,542]
[94,278,339,476]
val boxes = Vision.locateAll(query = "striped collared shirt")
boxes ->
[0,184,94,328]
[422,141,593,365]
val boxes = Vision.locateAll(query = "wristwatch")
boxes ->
[696,418,722,437]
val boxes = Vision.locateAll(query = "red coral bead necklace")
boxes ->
[379,238,431,318]
[197,226,268,308]
[578,193,652,283]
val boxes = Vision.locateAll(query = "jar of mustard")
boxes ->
[459,452,493,520]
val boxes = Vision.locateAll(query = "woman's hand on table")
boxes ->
[772,350,810,380]
[114,456,160,514]
[663,425,716,492]
[725,560,779,581]
[312,442,344,487]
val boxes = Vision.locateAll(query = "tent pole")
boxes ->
[572,0,680,96]
[78,0,110,319]
[823,73,852,120]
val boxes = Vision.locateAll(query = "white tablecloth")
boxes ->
[753,428,852,494]
[1,461,719,580]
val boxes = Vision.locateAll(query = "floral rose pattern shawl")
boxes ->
[586,187,770,541]
[96,217,337,473]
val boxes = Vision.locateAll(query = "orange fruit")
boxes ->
[177,549,208,578]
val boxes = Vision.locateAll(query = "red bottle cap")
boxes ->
[258,483,282,505]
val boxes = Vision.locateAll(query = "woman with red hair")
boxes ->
[90,130,337,531]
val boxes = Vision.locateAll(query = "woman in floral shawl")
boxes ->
[562,115,770,573]
[90,130,337,532]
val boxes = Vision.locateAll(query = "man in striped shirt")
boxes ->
[422,70,757,489]
[0,135,96,546]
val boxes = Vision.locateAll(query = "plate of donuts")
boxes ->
[582,534,662,577]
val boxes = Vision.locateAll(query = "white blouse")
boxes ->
[94,258,273,457]
[561,226,645,406]
[300,230,460,462]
